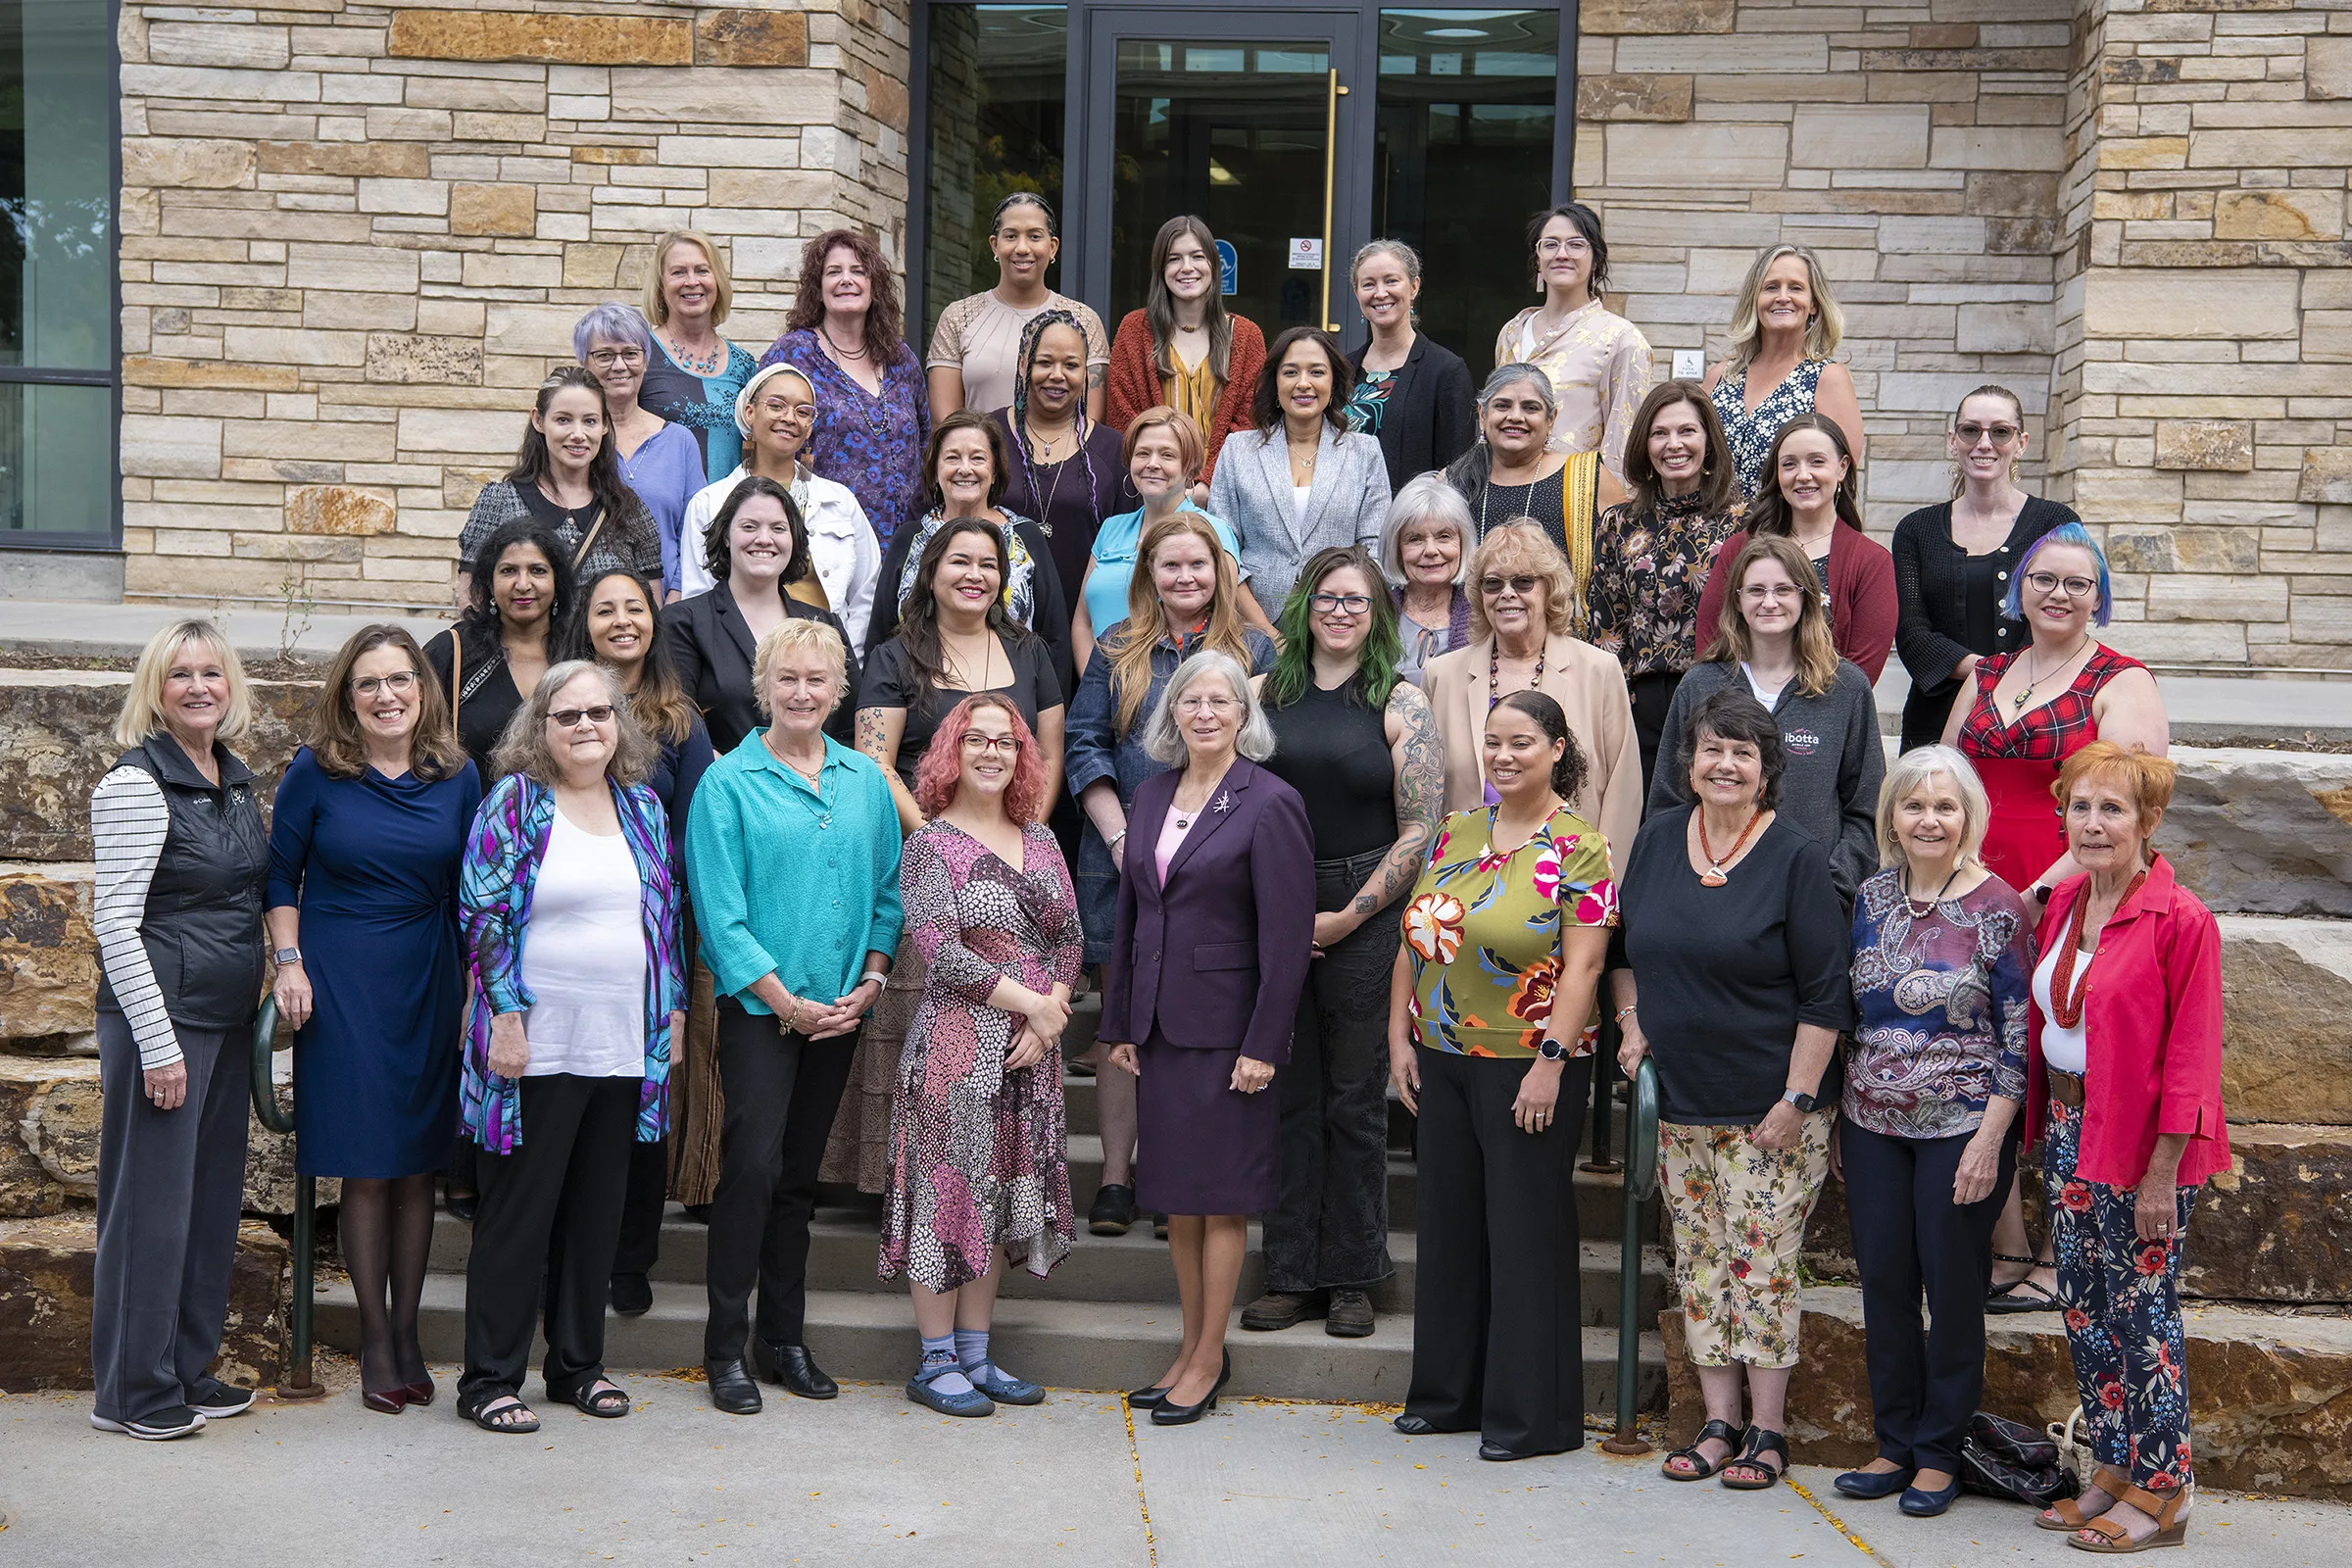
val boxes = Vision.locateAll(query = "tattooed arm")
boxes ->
[855,706,925,836]
[1086,361,1106,424]
[1313,679,1443,953]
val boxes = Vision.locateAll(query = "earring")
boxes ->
[1948,461,1960,488]
[2009,458,2021,483]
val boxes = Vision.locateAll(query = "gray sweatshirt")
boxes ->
[1644,658,1886,902]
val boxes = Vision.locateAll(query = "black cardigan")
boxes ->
[1348,332,1477,495]
[1889,495,2076,751]
[662,579,857,753]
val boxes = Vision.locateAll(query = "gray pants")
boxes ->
[91,1009,251,1423]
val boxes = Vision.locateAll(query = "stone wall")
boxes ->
[117,1,910,608]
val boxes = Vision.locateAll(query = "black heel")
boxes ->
[1149,1349,1231,1426]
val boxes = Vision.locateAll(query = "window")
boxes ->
[0,0,115,543]
[921,4,1069,349]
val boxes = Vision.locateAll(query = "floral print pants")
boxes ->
[1659,1110,1834,1369]
[2043,1099,2198,1494]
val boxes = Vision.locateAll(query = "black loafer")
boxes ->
[1393,1412,1441,1436]
[445,1191,477,1222]
[1088,1183,1137,1236]
[753,1340,838,1399]
[609,1273,653,1317]
[706,1357,761,1415]
[1480,1440,1561,1462]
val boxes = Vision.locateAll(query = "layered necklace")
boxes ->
[2048,871,2144,1028]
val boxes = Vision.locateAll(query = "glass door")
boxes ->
[1072,9,1366,341]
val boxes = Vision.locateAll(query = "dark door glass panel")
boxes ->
[924,4,1070,347]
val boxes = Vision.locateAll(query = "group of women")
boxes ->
[81,202,2226,1558]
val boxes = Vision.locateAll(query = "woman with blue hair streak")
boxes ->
[1940,518,2168,1318]
[576,303,706,597]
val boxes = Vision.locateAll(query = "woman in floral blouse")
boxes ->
[1585,380,1743,791]
[1835,746,2031,1519]
[1387,689,1616,1463]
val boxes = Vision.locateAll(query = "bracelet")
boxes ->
[1107,828,1128,852]
[1614,1004,1638,1024]
[784,998,807,1032]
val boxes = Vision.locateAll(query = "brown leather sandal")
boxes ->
[2039,1466,2132,1532]
[2068,1483,2188,1554]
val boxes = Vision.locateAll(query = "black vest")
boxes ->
[95,736,270,1031]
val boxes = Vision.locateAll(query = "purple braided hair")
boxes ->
[1009,308,1104,540]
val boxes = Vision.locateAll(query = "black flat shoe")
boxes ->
[610,1272,653,1317]
[1149,1349,1231,1427]
[1393,1412,1441,1436]
[1089,1183,1137,1236]
[1480,1441,1567,1462]
[753,1340,838,1399]
[1835,1465,1916,1500]
[1900,1477,1962,1517]
[706,1357,761,1415]
[1152,1213,1169,1241]
[445,1191,477,1222]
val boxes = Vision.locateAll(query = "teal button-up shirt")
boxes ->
[684,728,904,1010]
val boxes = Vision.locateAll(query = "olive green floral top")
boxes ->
[1402,805,1618,1058]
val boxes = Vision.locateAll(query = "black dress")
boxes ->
[1889,496,2076,751]
[662,580,857,753]
[991,410,1125,611]
[422,624,538,774]
[855,632,1064,787]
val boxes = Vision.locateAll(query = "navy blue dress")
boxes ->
[267,748,482,1178]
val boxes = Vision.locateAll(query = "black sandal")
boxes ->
[1661,1418,1745,1482]
[569,1379,630,1418]
[1988,1277,2061,1314]
[460,1391,540,1435]
[1720,1427,1788,1491]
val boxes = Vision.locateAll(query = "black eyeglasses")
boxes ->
[1309,592,1373,615]
[549,706,616,728]
[2024,570,2098,600]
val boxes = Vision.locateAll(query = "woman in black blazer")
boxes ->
[664,475,856,752]
[1345,241,1476,494]
[1889,386,2075,751]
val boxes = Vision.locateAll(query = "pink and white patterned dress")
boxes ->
[880,819,1084,1293]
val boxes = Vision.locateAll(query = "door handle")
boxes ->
[1322,72,1348,333]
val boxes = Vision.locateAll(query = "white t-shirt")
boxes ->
[519,809,649,1079]
[1740,662,1788,709]
[1292,483,1313,523]
[2032,938,2090,1076]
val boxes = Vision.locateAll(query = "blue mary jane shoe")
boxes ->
[967,1365,1046,1406]
[906,1364,996,1418]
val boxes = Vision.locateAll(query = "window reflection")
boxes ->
[923,4,1069,347]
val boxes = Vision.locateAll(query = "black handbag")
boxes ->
[1957,1410,2076,1506]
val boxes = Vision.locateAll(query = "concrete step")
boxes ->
[315,1275,1669,1414]
[422,1207,1676,1327]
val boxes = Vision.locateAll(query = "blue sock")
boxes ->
[919,1334,974,1396]
[955,1328,996,1383]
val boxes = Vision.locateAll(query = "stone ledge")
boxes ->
[0,863,94,1042]
[0,1055,99,1218]
[1663,1287,2352,1498]
[0,1213,287,1392]
[2217,919,2352,1125]
[2157,748,2352,917]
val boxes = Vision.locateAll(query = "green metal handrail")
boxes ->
[250,999,321,1398]
[1601,1054,1660,1454]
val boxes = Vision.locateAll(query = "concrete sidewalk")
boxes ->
[0,1375,2336,1566]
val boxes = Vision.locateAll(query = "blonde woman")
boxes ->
[640,227,758,487]
[89,619,269,1440]
[1704,243,1867,498]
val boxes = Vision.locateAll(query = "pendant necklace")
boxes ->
[767,736,832,828]
[1489,642,1544,710]
[2012,635,2089,714]
[1696,808,1764,888]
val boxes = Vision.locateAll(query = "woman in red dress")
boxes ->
[1940,520,2167,1313]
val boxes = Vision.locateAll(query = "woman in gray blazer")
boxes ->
[1208,326,1392,623]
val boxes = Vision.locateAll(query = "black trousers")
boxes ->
[1628,670,1683,798]
[1841,1119,2017,1473]
[613,1138,668,1278]
[703,1001,859,1360]
[1403,1048,1590,1455]
[1265,849,1399,1294]
[91,1013,249,1423]
[461,1073,641,1403]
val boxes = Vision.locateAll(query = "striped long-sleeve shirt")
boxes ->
[90,765,181,1070]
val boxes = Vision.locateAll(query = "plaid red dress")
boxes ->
[1955,644,2147,890]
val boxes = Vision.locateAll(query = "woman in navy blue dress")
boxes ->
[268,626,481,1413]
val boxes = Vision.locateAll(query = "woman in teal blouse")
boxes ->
[684,615,904,1418]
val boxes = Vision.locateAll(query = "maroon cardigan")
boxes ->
[1693,522,1898,682]
[1104,310,1268,485]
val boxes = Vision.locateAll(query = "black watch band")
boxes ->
[1536,1037,1568,1062]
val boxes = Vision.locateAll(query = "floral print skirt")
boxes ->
[1659,1110,1834,1369]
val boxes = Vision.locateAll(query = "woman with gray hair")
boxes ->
[1345,239,1476,492]
[1835,746,2031,1516]
[1380,472,1475,680]
[1100,649,1315,1425]
[576,302,704,596]
[456,660,686,1435]
[1444,363,1626,626]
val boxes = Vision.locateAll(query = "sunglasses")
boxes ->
[1479,574,1540,598]
[549,706,616,729]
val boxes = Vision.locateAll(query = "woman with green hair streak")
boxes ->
[1242,545,1444,1341]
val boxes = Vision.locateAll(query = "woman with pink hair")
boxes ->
[880,693,1084,1416]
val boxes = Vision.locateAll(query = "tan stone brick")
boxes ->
[121,415,222,479]
[2098,136,2191,172]
[404,74,548,115]
[571,145,659,166]
[1967,172,2059,217]
[224,420,397,464]
[2082,269,2300,341]
[864,65,909,132]
[561,243,628,290]
[2145,574,2289,622]
[460,252,562,289]
[2310,36,2352,102]
[2193,128,2352,168]
[301,292,418,332]
[451,182,538,237]
[1578,0,1734,34]
[256,140,431,179]
[398,407,526,455]
[1957,303,2054,355]
[147,21,292,72]
[2156,420,2258,471]
[386,10,690,68]
[2214,188,2343,241]
[221,325,368,367]
[285,484,395,537]
[285,242,420,294]
[2302,448,2352,506]
[1605,122,1789,189]
[416,299,485,337]
[356,177,448,217]
[1791,104,1932,170]
[1576,74,1693,123]
[452,112,546,143]
[706,169,835,209]
[609,67,834,123]
[122,357,301,392]
[366,334,486,386]
[2095,191,2174,221]
[122,138,255,191]
[695,10,808,68]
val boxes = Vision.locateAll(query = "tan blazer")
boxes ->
[1424,631,1643,863]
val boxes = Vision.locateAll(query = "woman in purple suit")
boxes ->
[1101,649,1315,1427]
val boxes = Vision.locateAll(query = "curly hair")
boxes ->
[782,228,905,361]
[490,660,655,789]
[912,693,1051,824]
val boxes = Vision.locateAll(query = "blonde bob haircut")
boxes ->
[115,617,253,748]
[1875,745,1991,871]
[644,228,733,328]
[2055,740,2179,837]
[492,660,655,788]
[1725,243,1844,373]
[1465,520,1575,642]
[752,615,851,717]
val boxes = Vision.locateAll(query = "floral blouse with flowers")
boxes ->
[1402,804,1617,1059]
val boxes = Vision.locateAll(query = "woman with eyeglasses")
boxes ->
[1241,547,1441,1343]
[575,303,705,597]
[268,627,480,1414]
[1940,520,2168,1317]
[1890,387,2078,752]
[1492,203,1652,479]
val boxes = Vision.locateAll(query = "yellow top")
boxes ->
[1161,350,1221,429]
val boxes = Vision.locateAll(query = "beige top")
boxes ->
[1422,630,1644,857]
[1494,300,1654,478]
[926,288,1112,415]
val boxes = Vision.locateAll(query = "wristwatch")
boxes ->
[273,946,302,966]
[1782,1087,1819,1113]
[1536,1037,1569,1062]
